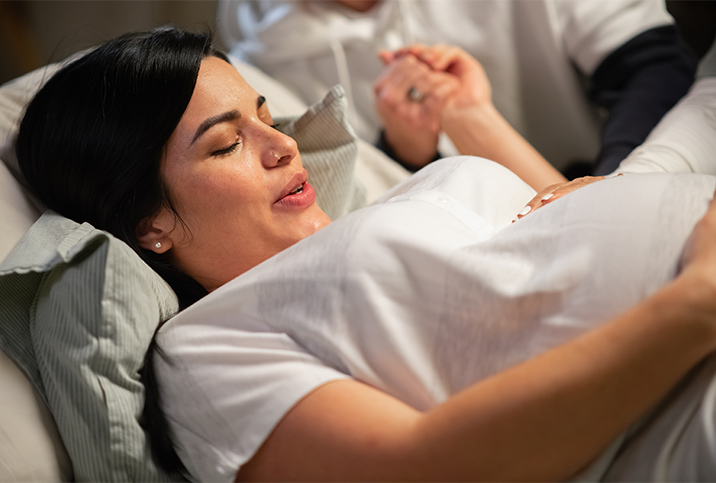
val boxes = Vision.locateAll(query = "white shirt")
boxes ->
[155,156,715,482]
[218,0,673,170]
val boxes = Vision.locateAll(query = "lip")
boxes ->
[274,169,315,208]
[276,170,308,201]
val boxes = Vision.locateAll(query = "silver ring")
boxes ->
[406,86,425,103]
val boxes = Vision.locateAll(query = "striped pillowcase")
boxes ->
[0,211,179,481]
[276,84,366,221]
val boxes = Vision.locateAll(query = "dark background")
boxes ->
[1,1,222,85]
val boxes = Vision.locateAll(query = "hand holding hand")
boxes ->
[388,44,492,113]
[377,44,565,191]
[374,52,460,168]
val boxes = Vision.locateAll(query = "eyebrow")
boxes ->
[190,96,268,145]
[191,110,241,145]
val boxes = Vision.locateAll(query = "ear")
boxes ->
[136,208,177,254]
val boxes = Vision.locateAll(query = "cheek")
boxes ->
[174,165,266,228]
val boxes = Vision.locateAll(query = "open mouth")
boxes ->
[275,171,312,206]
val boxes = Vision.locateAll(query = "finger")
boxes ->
[527,190,559,213]
[421,76,460,132]
[415,45,447,70]
[374,57,423,102]
[512,185,561,222]
[393,60,436,106]
[513,178,596,222]
[378,50,394,65]
[395,44,428,59]
[393,55,426,82]
[420,45,463,72]
[373,58,406,93]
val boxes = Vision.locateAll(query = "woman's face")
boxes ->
[143,56,331,291]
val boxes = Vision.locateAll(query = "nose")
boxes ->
[261,125,298,168]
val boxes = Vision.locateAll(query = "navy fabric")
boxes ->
[590,25,698,176]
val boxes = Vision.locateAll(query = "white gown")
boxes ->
[156,78,716,482]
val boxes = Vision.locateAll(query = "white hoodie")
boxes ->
[218,0,673,170]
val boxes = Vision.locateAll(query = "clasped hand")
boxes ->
[373,44,491,169]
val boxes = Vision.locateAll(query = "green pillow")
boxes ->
[0,211,179,481]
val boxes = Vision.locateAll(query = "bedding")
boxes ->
[157,156,716,482]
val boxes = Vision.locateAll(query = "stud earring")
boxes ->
[155,242,162,249]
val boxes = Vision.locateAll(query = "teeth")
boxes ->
[290,185,303,195]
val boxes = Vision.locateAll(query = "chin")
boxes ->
[308,215,331,234]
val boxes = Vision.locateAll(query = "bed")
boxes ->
[2,41,716,481]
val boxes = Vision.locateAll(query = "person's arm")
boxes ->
[374,45,564,189]
[404,44,566,191]
[589,25,698,175]
[237,193,716,482]
[442,98,567,191]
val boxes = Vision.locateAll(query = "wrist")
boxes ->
[386,132,440,169]
[442,103,505,153]
[376,130,439,172]
[443,101,499,129]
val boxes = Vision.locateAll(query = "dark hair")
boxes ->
[16,26,228,309]
[16,26,229,478]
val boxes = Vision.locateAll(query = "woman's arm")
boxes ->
[418,44,566,191]
[373,45,567,190]
[237,194,716,482]
[443,98,568,191]
[383,44,566,190]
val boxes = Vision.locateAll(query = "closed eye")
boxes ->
[211,141,240,157]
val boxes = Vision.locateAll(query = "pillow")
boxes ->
[0,160,40,263]
[0,347,72,481]
[276,85,366,219]
[0,211,180,481]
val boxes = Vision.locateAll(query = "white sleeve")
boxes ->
[154,317,348,483]
[613,78,716,176]
[555,0,674,74]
